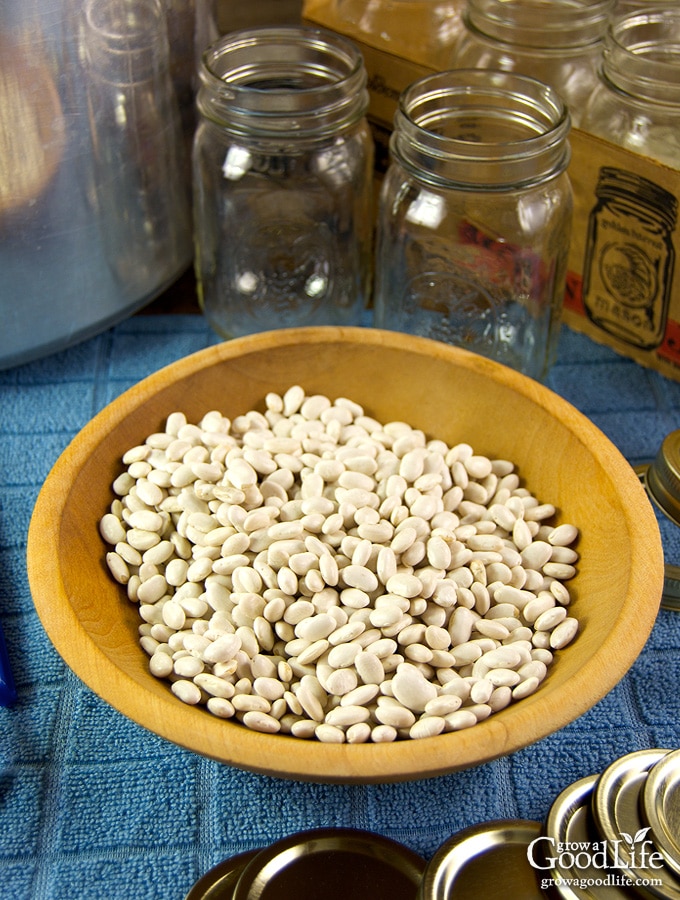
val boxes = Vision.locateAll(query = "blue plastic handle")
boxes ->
[0,621,17,707]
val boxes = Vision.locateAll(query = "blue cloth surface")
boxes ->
[1,315,680,900]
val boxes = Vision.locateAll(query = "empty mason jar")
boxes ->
[454,0,615,125]
[373,69,573,381]
[80,0,192,297]
[193,26,374,339]
[580,8,680,169]
[579,10,680,350]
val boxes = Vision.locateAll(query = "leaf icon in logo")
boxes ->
[620,828,651,848]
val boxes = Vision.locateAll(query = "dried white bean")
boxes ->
[171,680,202,705]
[512,676,540,700]
[534,606,568,632]
[375,702,416,729]
[206,697,235,718]
[444,709,478,731]
[325,668,358,696]
[174,656,204,678]
[325,705,371,727]
[520,541,553,571]
[391,663,438,712]
[106,552,130,584]
[100,514,127,545]
[149,651,174,678]
[543,562,577,580]
[548,523,579,546]
[410,716,446,739]
[470,679,494,704]
[550,617,579,649]
[346,722,372,743]
[242,710,281,733]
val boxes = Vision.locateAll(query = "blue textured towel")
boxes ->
[1,316,679,900]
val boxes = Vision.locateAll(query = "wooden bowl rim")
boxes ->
[27,326,664,782]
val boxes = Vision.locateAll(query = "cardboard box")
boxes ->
[303,0,680,382]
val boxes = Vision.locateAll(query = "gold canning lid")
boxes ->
[641,749,680,879]
[635,430,680,611]
[231,828,426,900]
[646,432,680,529]
[592,749,680,900]
[541,774,640,899]
[417,818,545,899]
[185,850,261,900]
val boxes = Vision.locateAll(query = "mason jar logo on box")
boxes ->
[582,167,677,350]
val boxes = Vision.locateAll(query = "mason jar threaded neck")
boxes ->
[391,69,571,191]
[196,26,369,138]
[601,9,680,106]
[465,0,614,49]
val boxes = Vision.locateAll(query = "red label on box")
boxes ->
[658,318,680,366]
[565,271,585,317]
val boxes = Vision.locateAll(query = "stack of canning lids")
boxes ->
[539,748,680,899]
[185,749,680,900]
[636,430,680,611]
[421,748,680,900]
[184,828,428,900]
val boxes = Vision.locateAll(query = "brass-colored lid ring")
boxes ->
[635,434,680,611]
[647,431,680,528]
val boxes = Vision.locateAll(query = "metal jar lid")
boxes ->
[641,749,680,878]
[185,829,425,900]
[541,774,641,899]
[592,749,680,900]
[418,818,545,899]
[635,430,680,611]
[185,850,261,900]
[646,432,680,529]
[232,828,426,900]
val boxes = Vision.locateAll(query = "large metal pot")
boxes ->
[0,0,194,369]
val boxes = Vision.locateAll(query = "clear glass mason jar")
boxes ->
[454,0,615,126]
[80,0,192,296]
[373,69,573,381]
[580,8,680,169]
[193,26,374,339]
[332,0,465,68]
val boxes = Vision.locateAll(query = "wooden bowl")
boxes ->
[27,327,664,783]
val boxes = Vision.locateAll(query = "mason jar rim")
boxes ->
[465,0,615,48]
[84,0,163,47]
[197,25,368,135]
[391,69,571,190]
[82,0,166,82]
[603,8,680,105]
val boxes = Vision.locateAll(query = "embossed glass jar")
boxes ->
[454,0,615,126]
[193,26,374,339]
[373,70,573,381]
[578,10,680,352]
[580,8,680,169]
